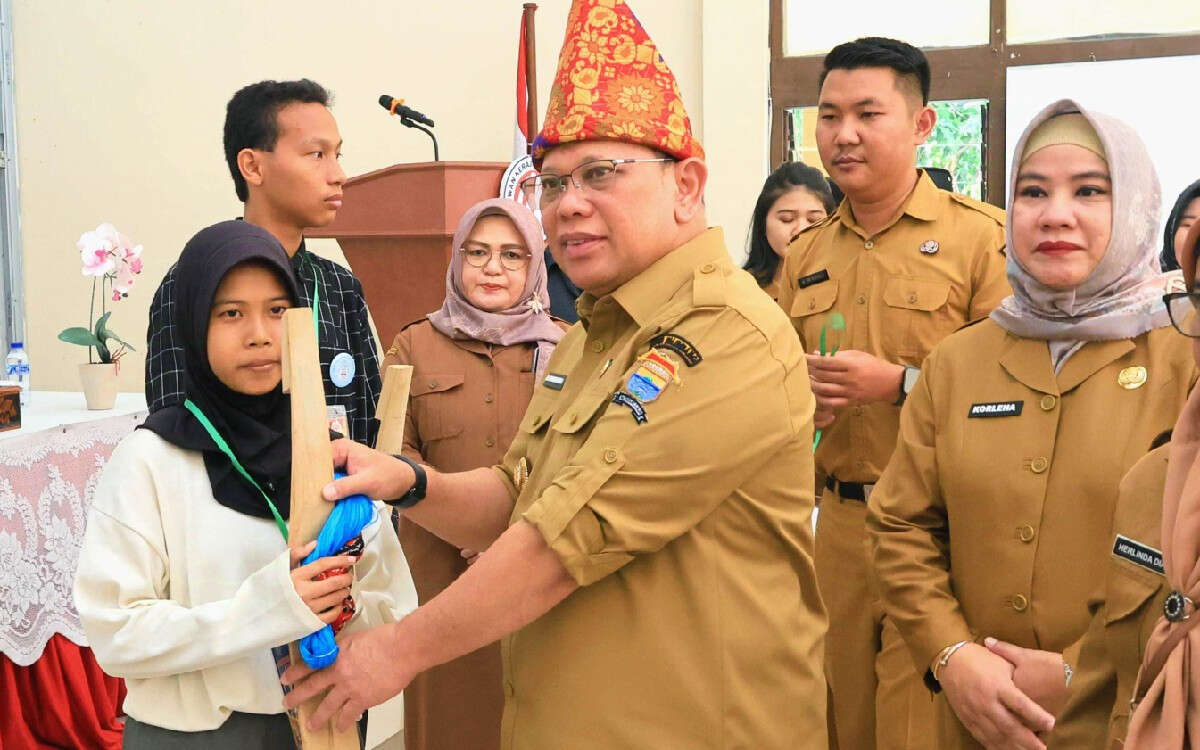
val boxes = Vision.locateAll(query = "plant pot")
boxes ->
[78,363,119,410]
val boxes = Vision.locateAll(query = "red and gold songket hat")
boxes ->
[531,0,704,168]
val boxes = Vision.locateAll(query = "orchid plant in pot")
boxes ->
[57,223,143,409]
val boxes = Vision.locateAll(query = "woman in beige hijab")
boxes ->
[867,100,1196,750]
[1124,219,1200,747]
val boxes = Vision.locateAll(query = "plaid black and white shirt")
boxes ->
[145,241,382,445]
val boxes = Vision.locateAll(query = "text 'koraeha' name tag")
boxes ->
[967,401,1023,418]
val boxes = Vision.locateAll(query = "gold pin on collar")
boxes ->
[1118,366,1147,390]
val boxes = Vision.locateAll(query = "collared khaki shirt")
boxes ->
[778,171,1008,484]
[1056,445,1170,749]
[493,228,827,750]
[867,321,1194,749]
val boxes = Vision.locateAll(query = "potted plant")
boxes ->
[58,223,143,409]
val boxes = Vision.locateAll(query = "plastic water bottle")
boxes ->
[5,342,29,405]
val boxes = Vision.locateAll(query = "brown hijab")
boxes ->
[426,198,564,377]
[1126,219,1200,748]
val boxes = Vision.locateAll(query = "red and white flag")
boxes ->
[514,4,534,158]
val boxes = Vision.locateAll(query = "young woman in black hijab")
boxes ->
[74,220,415,749]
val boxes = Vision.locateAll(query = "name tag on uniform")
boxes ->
[967,401,1023,418]
[543,373,566,390]
[797,269,830,289]
[1112,534,1164,575]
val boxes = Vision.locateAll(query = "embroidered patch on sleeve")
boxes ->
[648,333,701,366]
[612,392,648,424]
[626,350,681,403]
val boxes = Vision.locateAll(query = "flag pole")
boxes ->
[523,3,538,153]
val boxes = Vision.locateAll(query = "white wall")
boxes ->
[12,1,769,391]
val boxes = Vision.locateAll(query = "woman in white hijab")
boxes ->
[866,100,1197,750]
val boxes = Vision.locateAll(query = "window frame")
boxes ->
[769,0,1200,206]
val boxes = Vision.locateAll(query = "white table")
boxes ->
[0,391,147,440]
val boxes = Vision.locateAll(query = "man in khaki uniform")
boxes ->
[281,2,828,747]
[777,37,1008,750]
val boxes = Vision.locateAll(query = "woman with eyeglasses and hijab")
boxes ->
[866,101,1197,750]
[380,198,565,750]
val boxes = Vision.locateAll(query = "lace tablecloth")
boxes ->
[0,410,145,665]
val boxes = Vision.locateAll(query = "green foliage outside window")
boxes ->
[920,99,987,200]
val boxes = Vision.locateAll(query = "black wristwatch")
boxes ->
[894,365,921,407]
[385,455,427,509]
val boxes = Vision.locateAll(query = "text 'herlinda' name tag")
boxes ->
[967,401,1023,418]
[797,269,830,289]
[1113,534,1164,575]
[543,373,566,391]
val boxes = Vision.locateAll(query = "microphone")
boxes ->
[378,95,434,127]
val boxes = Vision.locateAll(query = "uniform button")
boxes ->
[1040,395,1057,411]
[1030,457,1049,474]
[808,299,816,310]
[484,394,494,403]
[429,380,438,389]
[1012,594,1029,612]
[907,293,918,304]
[504,681,515,697]
[852,406,863,416]
[485,438,495,448]
[857,294,867,305]
[1018,525,1035,543]
[700,263,716,274]
[603,448,619,464]
[864,240,875,250]
[590,340,606,353]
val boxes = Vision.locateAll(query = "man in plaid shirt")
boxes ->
[145,79,381,444]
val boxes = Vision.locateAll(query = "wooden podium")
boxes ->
[307,161,509,343]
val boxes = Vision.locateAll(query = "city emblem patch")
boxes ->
[626,349,681,403]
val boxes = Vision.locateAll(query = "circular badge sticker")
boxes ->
[329,352,356,389]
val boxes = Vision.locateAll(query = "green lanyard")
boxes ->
[183,399,289,541]
[302,251,322,340]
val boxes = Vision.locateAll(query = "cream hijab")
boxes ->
[989,99,1170,369]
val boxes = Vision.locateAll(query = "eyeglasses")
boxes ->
[459,246,531,271]
[519,158,674,209]
[1164,292,1200,337]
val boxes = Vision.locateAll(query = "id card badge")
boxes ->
[327,404,349,437]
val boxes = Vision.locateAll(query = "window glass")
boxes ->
[1008,0,1200,44]
[784,0,989,57]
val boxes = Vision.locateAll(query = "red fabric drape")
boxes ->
[0,634,124,750]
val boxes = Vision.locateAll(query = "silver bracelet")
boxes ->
[933,639,972,682]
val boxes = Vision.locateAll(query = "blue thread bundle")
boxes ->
[298,473,376,669]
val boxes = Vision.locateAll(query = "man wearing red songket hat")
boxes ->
[281,2,828,746]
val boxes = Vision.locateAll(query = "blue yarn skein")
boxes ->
[298,472,376,669]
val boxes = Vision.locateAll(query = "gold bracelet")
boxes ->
[932,640,972,683]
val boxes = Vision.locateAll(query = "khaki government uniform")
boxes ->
[778,170,1009,750]
[1056,444,1171,748]
[383,320,562,750]
[867,321,1195,749]
[494,229,827,749]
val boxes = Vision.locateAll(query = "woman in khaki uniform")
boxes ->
[741,161,834,301]
[1057,221,1200,748]
[867,100,1196,750]
[381,198,565,750]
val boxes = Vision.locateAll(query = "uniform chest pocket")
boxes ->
[519,381,566,436]
[790,280,839,350]
[1105,558,1164,624]
[881,276,953,359]
[551,386,613,436]
[410,371,465,442]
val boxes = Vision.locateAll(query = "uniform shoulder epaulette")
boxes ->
[791,213,838,243]
[947,192,1006,225]
[397,317,430,335]
[692,261,727,307]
